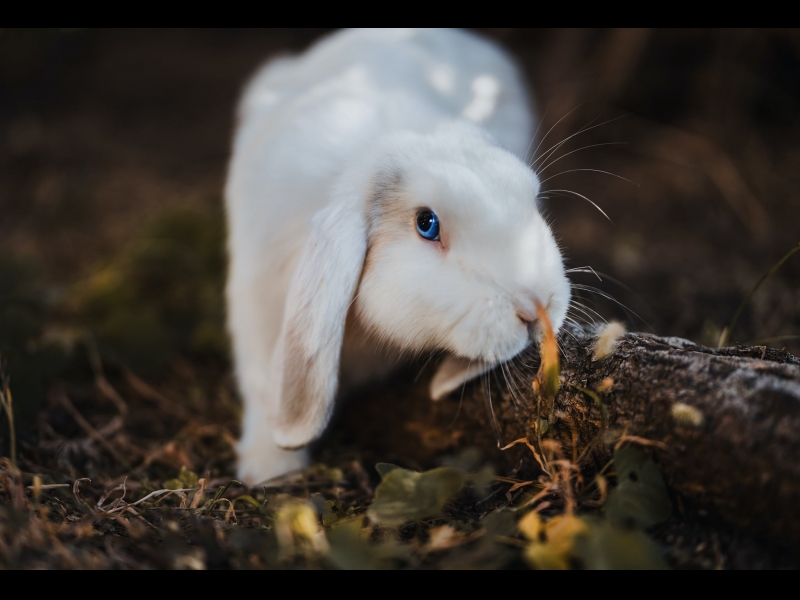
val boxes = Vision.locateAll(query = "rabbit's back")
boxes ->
[226,29,533,256]
[238,29,532,153]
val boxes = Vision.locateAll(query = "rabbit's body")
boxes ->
[226,29,570,484]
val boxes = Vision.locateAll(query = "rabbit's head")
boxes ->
[272,122,570,448]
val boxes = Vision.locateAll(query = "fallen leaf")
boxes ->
[367,466,466,527]
[524,514,590,570]
[605,447,672,529]
[573,519,667,569]
[275,501,328,558]
[518,510,544,542]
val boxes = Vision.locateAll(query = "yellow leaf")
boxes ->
[525,542,571,570]
[275,501,329,557]
[545,514,590,555]
[518,511,543,542]
[523,514,591,570]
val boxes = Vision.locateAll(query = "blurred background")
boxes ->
[1,28,799,433]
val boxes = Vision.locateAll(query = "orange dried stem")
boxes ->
[535,300,560,401]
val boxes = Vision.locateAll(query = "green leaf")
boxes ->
[234,495,262,509]
[573,518,667,570]
[325,517,411,570]
[469,464,495,497]
[367,466,467,527]
[325,518,376,570]
[537,418,549,436]
[320,499,347,528]
[605,447,672,529]
[177,465,198,489]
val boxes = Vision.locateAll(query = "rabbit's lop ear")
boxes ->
[272,199,367,448]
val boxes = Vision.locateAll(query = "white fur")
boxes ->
[225,28,571,484]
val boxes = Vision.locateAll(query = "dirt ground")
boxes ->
[1,29,799,569]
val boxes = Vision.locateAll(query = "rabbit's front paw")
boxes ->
[236,437,309,485]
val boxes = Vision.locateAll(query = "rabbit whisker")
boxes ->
[536,141,627,178]
[528,104,584,168]
[502,360,526,415]
[523,105,549,165]
[499,361,517,412]
[539,168,639,187]
[531,111,602,169]
[569,271,655,331]
[413,352,437,383]
[569,300,607,324]
[519,344,538,368]
[482,371,501,445]
[513,357,534,387]
[566,265,603,281]
[570,284,648,327]
[531,110,638,172]
[559,321,581,341]
[447,357,475,429]
[542,188,613,224]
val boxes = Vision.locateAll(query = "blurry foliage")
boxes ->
[163,465,200,491]
[573,519,666,569]
[518,448,670,570]
[520,512,665,570]
[0,255,69,433]
[605,447,672,529]
[324,517,410,570]
[70,206,229,373]
[368,463,467,527]
[0,206,228,445]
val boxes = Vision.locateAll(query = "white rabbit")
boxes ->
[225,28,571,484]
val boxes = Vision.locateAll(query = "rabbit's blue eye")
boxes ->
[416,210,440,241]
